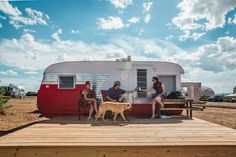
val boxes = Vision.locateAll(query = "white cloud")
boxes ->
[1,34,236,93]
[0,23,2,28]
[142,2,153,25]
[0,33,128,71]
[127,17,140,24]
[25,8,49,25]
[51,29,62,42]
[165,35,174,41]
[110,35,185,59]
[172,0,236,41]
[179,30,205,41]
[109,0,133,9]
[0,1,21,17]
[23,28,36,33]
[144,14,151,23]
[24,71,38,75]
[0,1,49,29]
[138,29,144,36]
[9,8,49,29]
[166,36,236,73]
[0,69,18,76]
[143,2,153,12]
[182,68,236,94]
[228,15,236,24]
[71,29,80,34]
[144,43,158,54]
[98,16,125,30]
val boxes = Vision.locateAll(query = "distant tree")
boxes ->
[234,86,236,94]
[0,88,11,114]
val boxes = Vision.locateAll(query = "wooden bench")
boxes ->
[162,99,193,119]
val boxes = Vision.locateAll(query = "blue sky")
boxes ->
[0,0,236,93]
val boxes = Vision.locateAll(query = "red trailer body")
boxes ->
[37,84,85,117]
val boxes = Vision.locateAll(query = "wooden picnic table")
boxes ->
[132,98,194,119]
[163,98,194,119]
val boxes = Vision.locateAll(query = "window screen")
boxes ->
[137,69,147,97]
[59,76,75,89]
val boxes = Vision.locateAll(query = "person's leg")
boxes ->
[93,100,98,112]
[88,105,94,120]
[151,99,156,119]
[155,96,164,118]
[155,96,164,108]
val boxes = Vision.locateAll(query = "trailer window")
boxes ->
[59,76,75,89]
[137,69,147,97]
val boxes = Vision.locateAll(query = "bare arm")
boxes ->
[106,95,117,102]
[161,84,165,95]
[140,87,153,92]
[159,84,165,95]
[125,90,136,94]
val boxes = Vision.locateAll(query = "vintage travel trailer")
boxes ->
[37,60,184,117]
[0,84,26,99]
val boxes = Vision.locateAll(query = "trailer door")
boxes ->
[159,76,176,93]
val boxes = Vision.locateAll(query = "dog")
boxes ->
[95,102,132,122]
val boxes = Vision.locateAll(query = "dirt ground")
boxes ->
[193,107,236,129]
[0,97,235,133]
[0,97,47,133]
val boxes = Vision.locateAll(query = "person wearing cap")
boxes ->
[80,81,98,120]
[140,76,168,119]
[106,81,136,102]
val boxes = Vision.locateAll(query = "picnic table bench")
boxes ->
[162,98,193,119]
[132,98,193,119]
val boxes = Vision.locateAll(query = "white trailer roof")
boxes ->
[44,61,184,74]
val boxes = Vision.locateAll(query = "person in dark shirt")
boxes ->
[106,81,135,102]
[141,76,167,119]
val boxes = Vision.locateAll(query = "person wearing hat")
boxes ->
[106,80,136,102]
[140,76,169,119]
[79,81,98,120]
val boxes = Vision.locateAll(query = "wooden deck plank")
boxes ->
[0,117,236,157]
[0,117,236,146]
[0,146,236,157]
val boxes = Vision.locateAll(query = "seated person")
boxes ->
[106,81,136,102]
[140,76,169,119]
[80,81,98,120]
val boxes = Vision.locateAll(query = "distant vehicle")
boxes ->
[232,97,236,102]
[0,84,26,99]
[208,95,223,102]
[26,91,37,96]
[223,94,236,102]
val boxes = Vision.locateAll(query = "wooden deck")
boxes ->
[0,116,236,157]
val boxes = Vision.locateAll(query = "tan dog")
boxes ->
[95,102,132,122]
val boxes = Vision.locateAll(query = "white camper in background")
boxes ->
[2,84,26,99]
